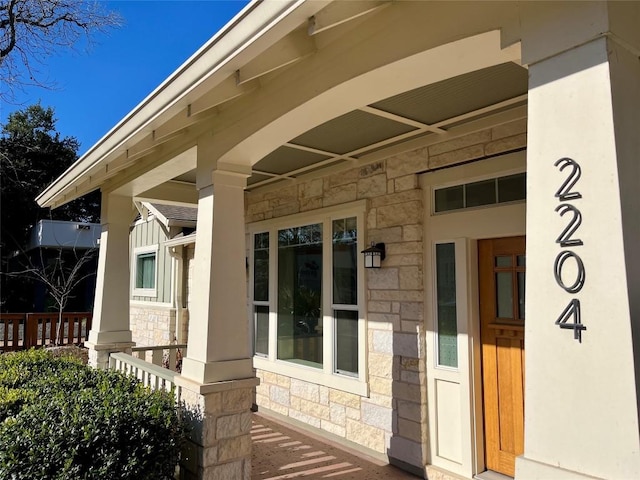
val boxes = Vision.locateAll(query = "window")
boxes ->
[250,203,365,392]
[434,172,526,213]
[277,223,323,368]
[253,232,269,356]
[132,246,158,297]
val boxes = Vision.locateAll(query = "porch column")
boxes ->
[176,150,257,480]
[517,2,640,479]
[86,193,135,368]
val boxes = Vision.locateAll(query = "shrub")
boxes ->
[0,349,185,479]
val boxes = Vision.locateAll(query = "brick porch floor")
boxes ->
[252,412,421,479]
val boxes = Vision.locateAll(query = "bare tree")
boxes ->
[0,0,121,100]
[5,246,96,345]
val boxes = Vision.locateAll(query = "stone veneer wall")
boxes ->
[246,119,527,469]
[130,304,177,347]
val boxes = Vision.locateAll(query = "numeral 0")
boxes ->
[554,157,582,201]
[554,250,586,294]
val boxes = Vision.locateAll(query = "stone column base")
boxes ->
[176,376,260,480]
[85,341,136,369]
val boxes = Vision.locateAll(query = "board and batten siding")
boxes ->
[130,219,172,304]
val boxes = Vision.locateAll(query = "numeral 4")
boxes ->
[555,298,586,342]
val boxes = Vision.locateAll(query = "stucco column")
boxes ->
[517,2,640,479]
[86,192,135,368]
[180,165,253,384]
[176,150,257,480]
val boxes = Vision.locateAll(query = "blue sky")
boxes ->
[2,0,249,156]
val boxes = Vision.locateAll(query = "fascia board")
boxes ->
[37,0,331,208]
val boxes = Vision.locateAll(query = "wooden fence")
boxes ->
[0,312,92,352]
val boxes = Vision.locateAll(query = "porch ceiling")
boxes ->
[174,61,528,190]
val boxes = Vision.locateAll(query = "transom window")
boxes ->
[434,172,526,213]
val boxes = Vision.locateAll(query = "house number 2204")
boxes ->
[553,157,586,342]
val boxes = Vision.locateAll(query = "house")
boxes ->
[37,2,640,480]
[5,219,100,312]
[129,201,196,347]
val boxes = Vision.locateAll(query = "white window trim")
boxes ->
[132,245,159,298]
[248,200,368,396]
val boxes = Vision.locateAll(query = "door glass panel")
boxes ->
[277,224,323,368]
[496,256,512,267]
[496,271,514,319]
[335,310,358,375]
[518,272,525,320]
[517,255,525,267]
[436,243,458,368]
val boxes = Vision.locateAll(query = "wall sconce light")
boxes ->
[362,242,385,268]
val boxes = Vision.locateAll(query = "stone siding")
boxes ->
[130,304,177,347]
[246,120,526,468]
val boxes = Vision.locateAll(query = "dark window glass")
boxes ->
[436,243,457,367]
[498,173,526,203]
[277,224,323,368]
[518,272,525,320]
[253,233,269,301]
[435,185,464,212]
[333,218,357,305]
[335,310,358,375]
[254,305,269,356]
[136,253,156,289]
[496,272,514,319]
[465,179,496,207]
[496,256,512,267]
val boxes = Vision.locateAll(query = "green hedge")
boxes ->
[0,349,185,479]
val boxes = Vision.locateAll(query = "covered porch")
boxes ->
[38,2,639,479]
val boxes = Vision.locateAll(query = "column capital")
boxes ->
[520,1,640,66]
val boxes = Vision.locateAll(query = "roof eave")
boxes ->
[37,0,327,209]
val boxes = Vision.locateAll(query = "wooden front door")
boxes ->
[479,236,525,477]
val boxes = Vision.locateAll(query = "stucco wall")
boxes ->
[246,118,527,467]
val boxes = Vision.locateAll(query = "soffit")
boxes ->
[191,61,528,191]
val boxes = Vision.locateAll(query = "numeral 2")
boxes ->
[555,204,583,247]
[554,157,582,201]
[555,298,586,342]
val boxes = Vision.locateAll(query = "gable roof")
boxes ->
[144,202,197,228]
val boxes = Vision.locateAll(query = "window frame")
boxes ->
[132,245,159,298]
[248,200,368,396]
[432,170,526,214]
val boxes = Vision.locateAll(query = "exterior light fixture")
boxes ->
[362,242,386,268]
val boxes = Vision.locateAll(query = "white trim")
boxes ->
[37,0,329,209]
[164,232,197,247]
[133,214,155,227]
[130,301,175,309]
[431,168,526,216]
[421,150,527,478]
[248,200,367,231]
[253,357,368,397]
[132,245,160,297]
[248,201,367,395]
